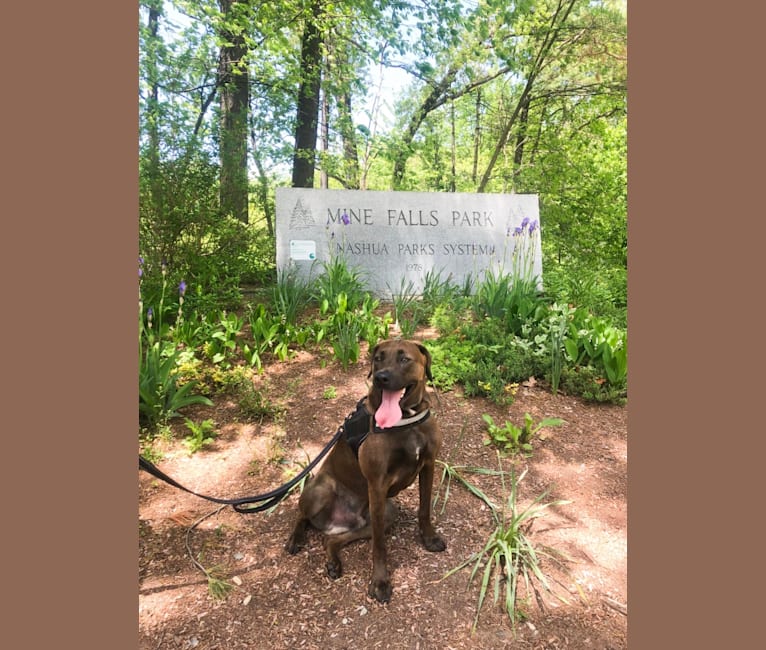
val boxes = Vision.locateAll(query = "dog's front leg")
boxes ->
[366,480,393,603]
[418,458,446,552]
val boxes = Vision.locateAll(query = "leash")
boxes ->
[138,399,366,513]
[139,389,436,512]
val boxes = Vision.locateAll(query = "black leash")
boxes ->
[138,398,367,513]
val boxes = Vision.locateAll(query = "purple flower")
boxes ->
[341,210,351,226]
[139,267,143,278]
[513,226,523,237]
[179,280,187,296]
[147,307,153,320]
[528,219,538,234]
[520,217,530,231]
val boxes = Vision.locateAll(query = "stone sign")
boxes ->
[275,188,542,298]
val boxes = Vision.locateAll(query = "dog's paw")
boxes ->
[422,533,446,552]
[368,579,393,603]
[326,559,342,580]
[285,537,302,555]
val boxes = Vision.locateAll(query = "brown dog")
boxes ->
[285,339,446,602]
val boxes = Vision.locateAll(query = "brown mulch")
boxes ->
[139,342,627,649]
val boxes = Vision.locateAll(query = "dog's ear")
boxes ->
[417,344,434,383]
[368,343,380,378]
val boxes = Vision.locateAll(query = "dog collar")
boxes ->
[341,398,431,457]
[372,407,431,433]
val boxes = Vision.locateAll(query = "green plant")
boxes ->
[421,267,459,307]
[203,310,244,366]
[139,340,213,430]
[433,460,505,515]
[223,371,283,421]
[183,418,218,454]
[560,365,627,404]
[388,277,422,337]
[482,413,564,455]
[444,464,571,631]
[322,386,337,399]
[272,267,311,326]
[312,255,368,309]
[244,303,281,370]
[548,303,573,395]
[564,315,627,389]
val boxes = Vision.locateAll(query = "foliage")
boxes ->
[321,292,390,369]
[444,464,572,631]
[139,153,260,313]
[312,255,369,311]
[559,364,627,404]
[139,265,212,430]
[388,277,423,339]
[433,460,505,515]
[139,340,213,429]
[203,311,245,366]
[482,413,565,456]
[272,267,312,326]
[183,418,218,454]
[564,313,627,388]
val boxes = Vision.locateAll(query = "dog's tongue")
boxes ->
[375,388,405,429]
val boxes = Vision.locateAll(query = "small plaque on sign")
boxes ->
[289,240,316,261]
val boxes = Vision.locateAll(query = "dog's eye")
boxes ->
[400,356,410,364]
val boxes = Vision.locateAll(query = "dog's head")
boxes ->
[367,340,433,428]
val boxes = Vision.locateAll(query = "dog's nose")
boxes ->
[374,370,391,385]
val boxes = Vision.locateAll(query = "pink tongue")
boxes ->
[375,389,405,429]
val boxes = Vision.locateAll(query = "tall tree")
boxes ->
[291,0,325,188]
[477,0,577,192]
[218,0,250,222]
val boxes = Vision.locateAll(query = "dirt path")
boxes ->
[139,346,627,649]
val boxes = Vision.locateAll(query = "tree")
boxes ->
[291,0,325,188]
[218,0,250,222]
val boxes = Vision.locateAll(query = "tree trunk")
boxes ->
[338,90,360,189]
[512,94,530,191]
[449,100,456,192]
[146,4,161,172]
[218,0,249,222]
[471,90,481,184]
[291,0,324,188]
[319,83,329,189]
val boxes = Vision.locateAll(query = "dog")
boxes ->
[285,339,446,603]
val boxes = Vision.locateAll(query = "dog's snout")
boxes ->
[374,370,391,385]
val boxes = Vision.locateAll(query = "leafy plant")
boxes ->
[322,386,337,399]
[183,418,218,454]
[272,267,311,326]
[204,311,244,365]
[482,413,564,455]
[433,460,505,515]
[244,303,281,370]
[312,255,368,310]
[444,465,571,631]
[548,303,573,395]
[564,314,627,389]
[139,341,213,430]
[388,277,421,337]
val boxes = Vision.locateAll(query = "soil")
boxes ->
[139,334,627,649]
